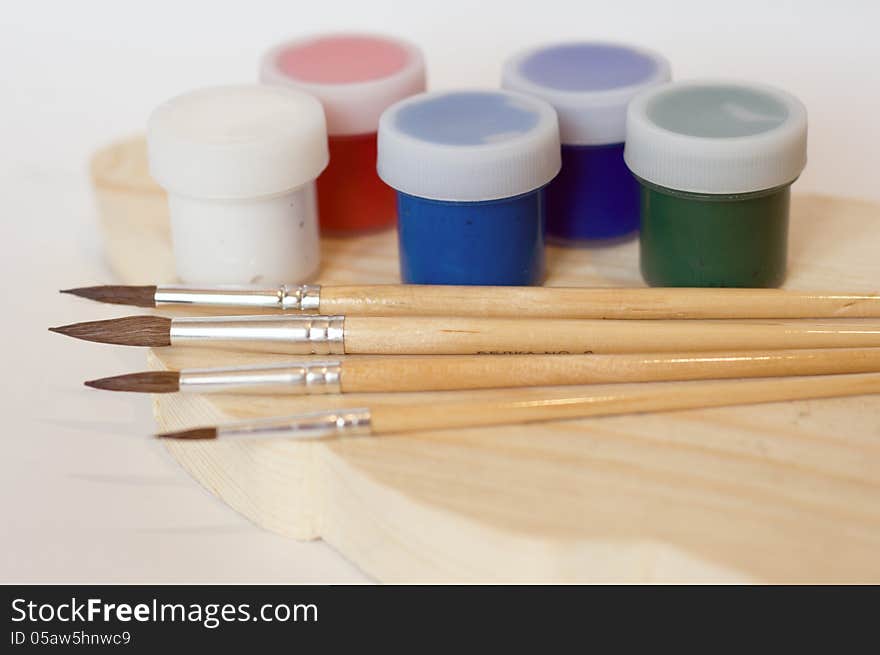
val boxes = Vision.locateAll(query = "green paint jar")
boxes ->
[624,81,807,287]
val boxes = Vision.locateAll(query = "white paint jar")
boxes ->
[147,85,328,284]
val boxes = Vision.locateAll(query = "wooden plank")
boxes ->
[92,136,880,582]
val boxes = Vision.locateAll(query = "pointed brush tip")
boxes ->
[58,287,92,299]
[155,427,217,440]
[83,370,179,393]
[56,285,157,308]
[44,316,171,347]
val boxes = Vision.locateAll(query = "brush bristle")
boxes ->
[49,316,171,347]
[60,285,157,308]
[156,427,217,440]
[85,370,180,393]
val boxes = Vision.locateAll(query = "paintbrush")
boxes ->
[156,371,880,440]
[86,348,880,394]
[59,284,880,319]
[49,315,880,355]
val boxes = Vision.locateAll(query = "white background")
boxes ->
[2,0,878,582]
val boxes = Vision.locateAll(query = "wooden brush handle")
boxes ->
[339,348,880,392]
[322,285,880,319]
[343,317,880,355]
[368,372,880,434]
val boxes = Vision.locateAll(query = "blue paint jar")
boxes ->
[377,90,561,285]
[502,42,670,244]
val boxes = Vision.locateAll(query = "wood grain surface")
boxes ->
[92,136,880,582]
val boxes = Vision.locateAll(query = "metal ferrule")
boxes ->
[169,315,345,354]
[215,408,372,441]
[155,284,322,312]
[179,361,342,395]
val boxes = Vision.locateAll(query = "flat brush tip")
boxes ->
[85,370,180,393]
[155,427,217,440]
[59,285,157,308]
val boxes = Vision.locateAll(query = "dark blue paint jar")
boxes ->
[377,90,561,285]
[549,142,639,240]
[502,42,670,244]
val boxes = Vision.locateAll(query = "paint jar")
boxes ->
[147,85,328,285]
[624,80,808,287]
[377,90,561,285]
[260,33,426,234]
[502,42,670,244]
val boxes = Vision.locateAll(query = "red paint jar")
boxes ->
[261,34,426,234]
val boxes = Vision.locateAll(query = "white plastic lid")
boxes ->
[624,80,808,194]
[260,33,426,136]
[502,42,670,145]
[147,84,328,199]
[377,90,561,202]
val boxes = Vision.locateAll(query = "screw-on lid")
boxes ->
[377,90,561,202]
[147,85,328,199]
[624,80,808,194]
[501,42,670,145]
[260,33,426,136]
